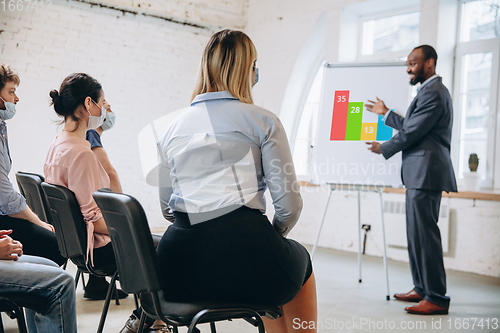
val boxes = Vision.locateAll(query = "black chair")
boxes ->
[93,190,282,333]
[16,172,86,282]
[15,172,50,223]
[0,295,49,333]
[41,182,122,333]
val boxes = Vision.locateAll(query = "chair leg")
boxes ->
[256,316,265,333]
[210,322,217,333]
[74,269,81,289]
[0,313,5,333]
[81,271,86,291]
[3,302,28,333]
[137,312,147,333]
[14,307,28,333]
[133,294,140,310]
[62,261,68,270]
[74,269,87,291]
[113,280,120,306]
[96,272,118,333]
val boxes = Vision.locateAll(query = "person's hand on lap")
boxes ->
[0,230,23,261]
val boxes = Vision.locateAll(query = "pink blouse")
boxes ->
[44,133,111,265]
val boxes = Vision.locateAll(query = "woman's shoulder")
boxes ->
[48,134,95,164]
[229,101,284,134]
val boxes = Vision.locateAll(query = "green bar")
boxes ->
[345,102,363,140]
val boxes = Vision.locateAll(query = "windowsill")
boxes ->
[297,181,500,201]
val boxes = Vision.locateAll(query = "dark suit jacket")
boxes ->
[380,77,457,192]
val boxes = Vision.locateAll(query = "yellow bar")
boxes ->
[360,123,378,140]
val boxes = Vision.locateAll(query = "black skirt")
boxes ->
[156,206,312,306]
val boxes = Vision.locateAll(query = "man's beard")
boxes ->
[409,67,425,86]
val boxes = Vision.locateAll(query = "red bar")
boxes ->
[330,90,350,140]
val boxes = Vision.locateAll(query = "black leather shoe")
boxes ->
[83,276,128,300]
[119,314,147,333]
[119,314,167,333]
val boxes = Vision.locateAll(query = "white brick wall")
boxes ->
[1,0,213,229]
[96,0,249,29]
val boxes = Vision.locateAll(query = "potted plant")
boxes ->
[463,153,481,191]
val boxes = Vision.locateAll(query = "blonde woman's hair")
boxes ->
[0,64,20,91]
[191,29,257,104]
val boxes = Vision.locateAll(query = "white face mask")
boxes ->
[87,100,106,130]
[101,111,116,131]
[0,96,16,121]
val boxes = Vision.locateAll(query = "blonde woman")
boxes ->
[121,29,317,333]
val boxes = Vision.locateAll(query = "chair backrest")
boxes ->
[15,172,50,223]
[41,182,87,264]
[93,190,162,295]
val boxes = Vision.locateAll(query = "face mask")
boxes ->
[87,100,106,130]
[101,111,116,131]
[0,97,16,121]
[253,67,259,86]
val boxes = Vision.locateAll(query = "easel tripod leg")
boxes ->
[379,188,390,300]
[358,190,362,283]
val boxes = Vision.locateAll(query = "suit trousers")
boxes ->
[406,189,449,308]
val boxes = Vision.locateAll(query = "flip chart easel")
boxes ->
[309,62,412,301]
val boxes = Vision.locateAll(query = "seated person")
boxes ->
[86,101,123,193]
[44,73,127,300]
[121,29,317,333]
[0,63,65,266]
[0,229,77,332]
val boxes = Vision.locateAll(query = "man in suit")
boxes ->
[365,45,457,315]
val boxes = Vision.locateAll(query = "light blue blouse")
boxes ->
[158,91,302,236]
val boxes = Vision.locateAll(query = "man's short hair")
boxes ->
[0,64,20,91]
[414,45,438,66]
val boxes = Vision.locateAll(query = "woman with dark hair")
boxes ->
[0,63,66,267]
[121,29,317,333]
[44,73,127,300]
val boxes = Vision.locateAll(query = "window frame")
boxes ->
[453,2,500,189]
[357,5,420,62]
[291,60,325,179]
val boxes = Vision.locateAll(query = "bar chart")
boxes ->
[329,90,393,141]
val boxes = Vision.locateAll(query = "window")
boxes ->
[292,63,325,176]
[457,52,492,179]
[460,0,500,42]
[454,0,500,188]
[357,7,420,61]
[362,11,420,55]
